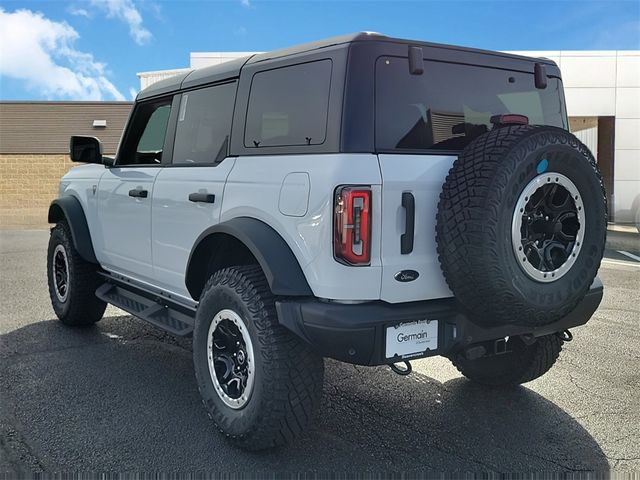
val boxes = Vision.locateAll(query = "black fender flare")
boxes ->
[48,196,98,264]
[185,217,313,299]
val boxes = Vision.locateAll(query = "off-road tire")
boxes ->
[193,265,324,450]
[452,334,563,386]
[47,221,106,326]
[436,125,607,327]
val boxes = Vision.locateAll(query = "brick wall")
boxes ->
[0,154,76,228]
[0,102,131,229]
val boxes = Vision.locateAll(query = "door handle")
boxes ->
[188,192,215,204]
[401,192,415,254]
[129,188,148,198]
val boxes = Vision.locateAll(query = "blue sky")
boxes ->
[1,0,639,101]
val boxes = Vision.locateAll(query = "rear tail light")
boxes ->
[334,186,371,265]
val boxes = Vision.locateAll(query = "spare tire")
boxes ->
[436,125,607,327]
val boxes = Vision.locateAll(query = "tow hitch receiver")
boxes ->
[462,330,575,361]
[463,337,510,360]
[494,337,508,355]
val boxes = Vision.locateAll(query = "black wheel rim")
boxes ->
[206,309,254,409]
[512,172,584,282]
[52,244,69,302]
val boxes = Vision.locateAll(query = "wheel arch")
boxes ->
[48,196,98,264]
[185,217,313,301]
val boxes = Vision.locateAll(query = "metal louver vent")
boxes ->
[428,110,465,144]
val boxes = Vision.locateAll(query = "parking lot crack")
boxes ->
[325,381,497,472]
[323,383,400,468]
[0,420,46,473]
[565,371,618,402]
[573,410,629,421]
[516,449,586,472]
[607,455,640,469]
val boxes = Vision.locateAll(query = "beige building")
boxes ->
[506,50,640,226]
[0,101,132,227]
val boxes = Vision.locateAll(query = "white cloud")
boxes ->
[0,8,125,101]
[240,0,251,8]
[68,6,91,18]
[129,87,138,100]
[89,0,152,45]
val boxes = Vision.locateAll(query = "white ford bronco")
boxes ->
[47,33,607,450]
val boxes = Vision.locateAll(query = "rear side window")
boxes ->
[376,57,567,152]
[244,60,332,148]
[172,82,236,165]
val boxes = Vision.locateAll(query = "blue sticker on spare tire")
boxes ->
[537,158,549,174]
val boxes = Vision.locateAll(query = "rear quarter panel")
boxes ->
[221,154,383,300]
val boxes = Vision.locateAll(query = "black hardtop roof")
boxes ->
[246,31,558,66]
[137,32,557,100]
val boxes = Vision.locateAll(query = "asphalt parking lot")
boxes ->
[1,229,638,473]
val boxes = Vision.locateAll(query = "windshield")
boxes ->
[375,56,567,152]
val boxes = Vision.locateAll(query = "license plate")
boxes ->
[385,320,438,359]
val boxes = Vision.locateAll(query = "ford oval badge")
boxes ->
[394,270,419,282]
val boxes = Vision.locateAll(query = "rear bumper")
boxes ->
[275,277,603,366]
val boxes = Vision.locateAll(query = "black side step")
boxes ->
[96,283,195,336]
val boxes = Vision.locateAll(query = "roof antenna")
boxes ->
[534,63,547,89]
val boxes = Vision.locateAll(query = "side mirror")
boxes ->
[69,136,103,164]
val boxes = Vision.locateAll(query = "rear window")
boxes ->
[244,60,332,148]
[376,57,567,152]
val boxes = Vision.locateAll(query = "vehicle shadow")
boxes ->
[0,317,609,473]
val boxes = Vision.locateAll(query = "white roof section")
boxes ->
[137,52,260,91]
[190,51,261,69]
[136,68,191,91]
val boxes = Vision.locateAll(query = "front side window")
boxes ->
[172,82,236,165]
[376,57,567,152]
[118,99,172,166]
[244,59,332,148]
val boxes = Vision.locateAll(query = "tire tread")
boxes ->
[435,125,606,326]
[196,265,323,450]
[47,221,106,326]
